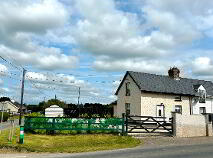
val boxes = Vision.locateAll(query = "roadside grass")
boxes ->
[0,128,140,153]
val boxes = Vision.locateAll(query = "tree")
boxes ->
[41,99,66,109]
[0,97,11,102]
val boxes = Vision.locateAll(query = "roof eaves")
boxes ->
[141,90,196,97]
[115,71,128,95]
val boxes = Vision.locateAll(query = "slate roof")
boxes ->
[115,71,213,96]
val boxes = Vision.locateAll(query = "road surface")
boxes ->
[1,141,213,158]
[0,119,19,130]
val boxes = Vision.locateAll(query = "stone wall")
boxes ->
[172,113,213,137]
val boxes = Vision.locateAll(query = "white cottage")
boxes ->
[0,101,19,114]
[115,67,213,119]
[45,105,64,117]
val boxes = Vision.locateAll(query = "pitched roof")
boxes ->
[115,71,213,96]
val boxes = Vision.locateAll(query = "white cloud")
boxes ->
[25,71,103,101]
[72,0,172,59]
[93,58,169,74]
[69,0,211,73]
[112,80,121,87]
[143,6,202,44]
[0,64,8,76]
[0,0,67,34]
[108,95,117,100]
[191,57,213,76]
[0,0,78,71]
[89,92,100,96]
[0,44,78,71]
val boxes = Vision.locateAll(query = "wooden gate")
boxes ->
[125,114,173,135]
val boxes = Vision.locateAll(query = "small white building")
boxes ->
[45,105,64,117]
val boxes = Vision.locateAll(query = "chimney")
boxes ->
[168,67,180,80]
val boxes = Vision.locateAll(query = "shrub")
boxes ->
[27,112,44,117]
[0,112,9,122]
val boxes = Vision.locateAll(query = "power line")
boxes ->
[27,78,52,98]
[0,55,22,71]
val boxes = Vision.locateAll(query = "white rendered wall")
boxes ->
[192,98,213,114]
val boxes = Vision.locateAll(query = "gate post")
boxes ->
[125,113,128,135]
[122,113,125,135]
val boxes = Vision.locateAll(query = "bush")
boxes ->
[27,112,44,117]
[0,112,9,122]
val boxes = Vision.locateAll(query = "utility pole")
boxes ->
[0,103,4,134]
[19,68,26,125]
[78,87,80,117]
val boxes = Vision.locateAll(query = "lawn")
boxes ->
[0,128,140,153]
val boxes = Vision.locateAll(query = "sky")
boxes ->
[0,0,213,105]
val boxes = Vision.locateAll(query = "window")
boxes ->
[198,89,206,103]
[175,105,182,113]
[125,103,130,115]
[158,109,162,117]
[125,82,130,96]
[156,104,164,117]
[199,107,206,114]
[175,96,182,101]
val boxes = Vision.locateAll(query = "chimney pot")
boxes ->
[168,67,180,79]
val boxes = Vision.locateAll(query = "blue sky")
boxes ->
[0,0,213,104]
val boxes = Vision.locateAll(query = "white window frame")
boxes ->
[156,104,165,117]
[175,105,182,114]
[199,107,206,114]
[198,89,206,103]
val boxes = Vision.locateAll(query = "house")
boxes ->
[14,102,28,114]
[45,105,64,117]
[115,67,213,119]
[0,101,19,114]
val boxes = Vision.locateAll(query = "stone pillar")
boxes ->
[172,112,183,137]
[205,114,213,136]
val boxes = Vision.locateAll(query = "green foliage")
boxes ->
[80,113,89,118]
[0,112,9,122]
[0,97,11,102]
[44,99,66,109]
[27,112,44,117]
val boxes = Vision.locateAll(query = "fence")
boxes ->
[24,116,125,134]
[125,114,173,135]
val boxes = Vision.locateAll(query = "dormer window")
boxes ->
[198,89,206,103]
[125,82,130,96]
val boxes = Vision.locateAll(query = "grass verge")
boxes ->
[0,128,140,153]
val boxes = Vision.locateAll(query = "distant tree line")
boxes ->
[27,99,114,118]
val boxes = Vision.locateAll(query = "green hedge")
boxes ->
[0,112,9,122]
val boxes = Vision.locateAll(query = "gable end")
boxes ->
[115,71,141,95]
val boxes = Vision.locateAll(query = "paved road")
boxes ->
[1,142,213,158]
[0,119,19,130]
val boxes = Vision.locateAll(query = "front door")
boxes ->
[156,105,165,117]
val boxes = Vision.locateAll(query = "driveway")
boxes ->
[1,136,213,158]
